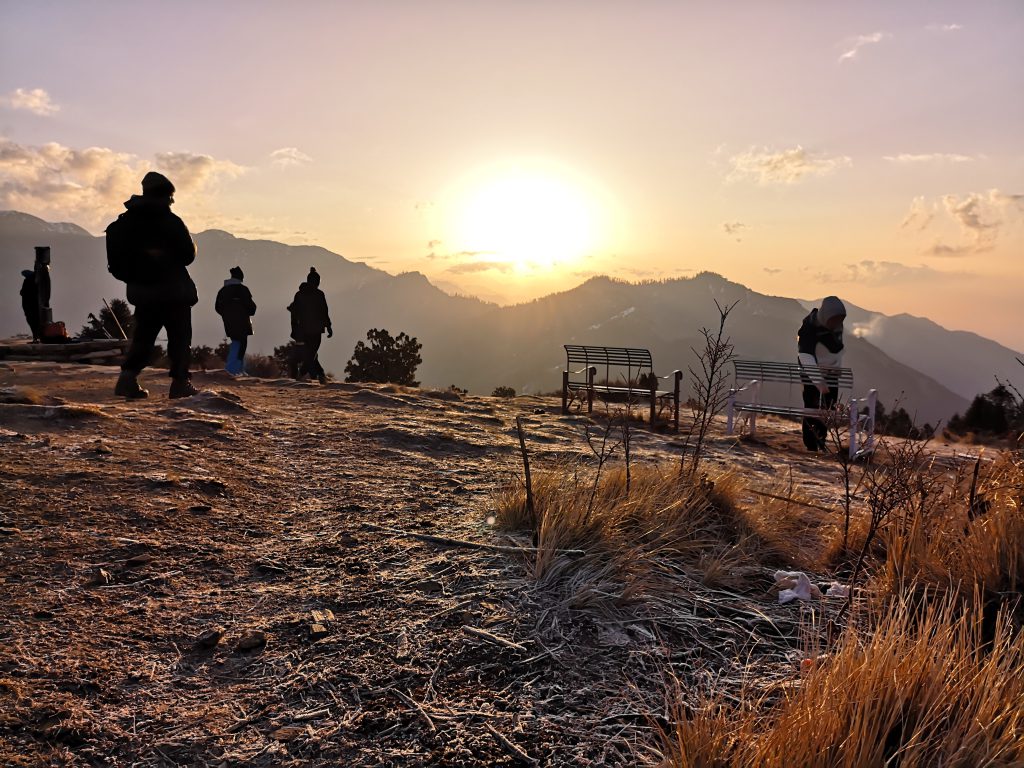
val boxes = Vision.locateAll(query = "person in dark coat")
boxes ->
[111,171,199,399]
[19,270,41,342]
[287,267,333,384]
[797,295,846,451]
[215,266,257,375]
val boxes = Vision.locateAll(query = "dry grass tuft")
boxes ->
[662,588,1024,768]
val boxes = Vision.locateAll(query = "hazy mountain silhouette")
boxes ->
[3,210,1003,424]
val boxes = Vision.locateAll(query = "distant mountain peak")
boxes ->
[0,210,93,238]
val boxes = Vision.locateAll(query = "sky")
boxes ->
[2,0,1023,350]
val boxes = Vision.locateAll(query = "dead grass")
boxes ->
[662,587,1024,768]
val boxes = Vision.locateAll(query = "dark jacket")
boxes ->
[288,283,332,338]
[797,309,844,359]
[215,279,257,339]
[20,273,37,317]
[116,196,198,307]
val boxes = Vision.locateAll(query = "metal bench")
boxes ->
[561,345,683,431]
[725,359,877,459]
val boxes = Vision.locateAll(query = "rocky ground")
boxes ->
[0,363,981,766]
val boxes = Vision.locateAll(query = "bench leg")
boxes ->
[649,384,657,428]
[749,381,761,436]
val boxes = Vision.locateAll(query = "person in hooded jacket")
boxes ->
[215,266,257,375]
[110,172,199,399]
[19,269,41,342]
[287,267,333,384]
[797,295,846,451]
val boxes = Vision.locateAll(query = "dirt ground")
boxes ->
[0,362,981,766]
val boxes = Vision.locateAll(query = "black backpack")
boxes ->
[105,214,159,283]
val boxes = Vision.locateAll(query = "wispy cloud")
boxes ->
[816,260,965,285]
[838,31,889,63]
[926,23,963,32]
[901,196,936,232]
[722,221,746,241]
[902,189,1024,256]
[0,138,244,231]
[884,153,973,164]
[1,87,60,116]
[763,267,782,275]
[728,146,851,184]
[447,260,513,274]
[269,147,312,168]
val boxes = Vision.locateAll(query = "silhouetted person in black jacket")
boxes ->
[215,266,257,375]
[288,267,333,384]
[19,270,41,342]
[109,172,199,399]
[797,296,846,451]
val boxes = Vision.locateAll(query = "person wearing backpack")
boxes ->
[797,295,846,452]
[287,267,333,384]
[106,172,199,399]
[19,269,42,342]
[215,266,257,375]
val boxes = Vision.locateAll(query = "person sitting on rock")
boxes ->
[797,295,846,452]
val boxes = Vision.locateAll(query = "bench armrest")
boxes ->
[657,369,683,380]
[567,365,597,376]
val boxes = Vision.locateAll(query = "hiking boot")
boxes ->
[317,374,328,385]
[169,377,198,399]
[115,371,149,399]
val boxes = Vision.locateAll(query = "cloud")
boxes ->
[446,260,513,274]
[728,146,851,184]
[1,88,60,116]
[901,189,1024,256]
[154,151,245,193]
[722,221,746,241]
[763,267,782,275]
[838,31,889,63]
[901,196,936,232]
[927,23,963,32]
[0,138,244,231]
[269,147,312,167]
[884,153,973,164]
[816,259,964,285]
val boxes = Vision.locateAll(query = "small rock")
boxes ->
[235,630,267,652]
[309,623,330,641]
[0,527,20,537]
[413,579,444,594]
[89,568,114,586]
[195,626,226,649]
[271,724,305,742]
[34,610,56,620]
[188,504,213,514]
[94,442,113,455]
[124,553,154,568]
[310,609,335,624]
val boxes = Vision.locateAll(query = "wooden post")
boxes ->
[587,367,595,413]
[673,370,682,432]
[561,370,569,413]
[515,416,536,538]
[648,376,657,427]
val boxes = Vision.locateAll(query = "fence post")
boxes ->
[749,380,761,436]
[726,390,736,435]
[587,367,595,413]
[649,376,657,427]
[561,370,569,413]
[673,370,682,432]
[849,397,859,460]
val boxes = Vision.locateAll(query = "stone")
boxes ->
[309,623,329,640]
[124,553,154,568]
[195,626,226,650]
[235,630,267,652]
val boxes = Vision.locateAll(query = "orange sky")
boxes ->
[2,1,1022,350]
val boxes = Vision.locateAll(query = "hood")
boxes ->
[298,282,319,294]
[123,194,170,211]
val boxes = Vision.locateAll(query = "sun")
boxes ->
[450,161,603,272]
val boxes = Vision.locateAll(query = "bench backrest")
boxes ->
[565,345,654,384]
[733,359,854,389]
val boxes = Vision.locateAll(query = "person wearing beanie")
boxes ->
[286,267,333,384]
[107,171,199,399]
[19,269,42,342]
[215,266,258,375]
[796,295,846,451]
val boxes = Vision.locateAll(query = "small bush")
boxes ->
[244,354,282,378]
[492,385,516,398]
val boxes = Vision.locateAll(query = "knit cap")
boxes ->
[819,296,846,326]
[141,171,175,198]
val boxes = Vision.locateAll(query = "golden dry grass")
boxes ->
[662,588,1024,768]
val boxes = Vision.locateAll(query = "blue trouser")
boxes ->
[225,337,247,374]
